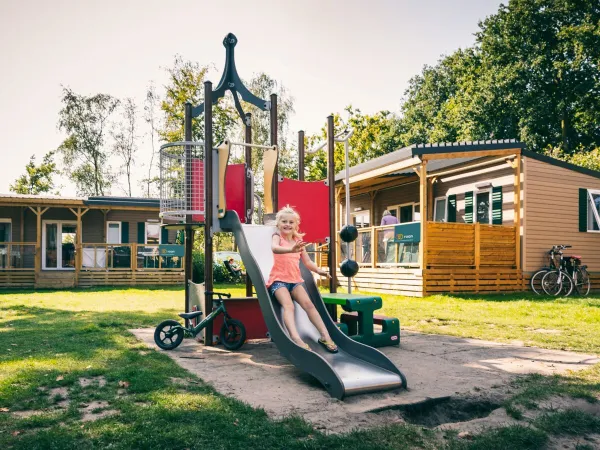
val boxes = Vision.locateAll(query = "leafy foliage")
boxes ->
[57,87,120,196]
[112,98,138,196]
[10,151,59,195]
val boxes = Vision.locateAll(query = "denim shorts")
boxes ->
[268,281,303,297]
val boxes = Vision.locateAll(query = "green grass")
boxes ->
[1,286,599,449]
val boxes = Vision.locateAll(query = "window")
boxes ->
[434,197,447,222]
[351,210,370,228]
[146,222,160,244]
[106,221,121,244]
[387,203,420,224]
[588,190,600,232]
[476,190,491,224]
[0,219,11,243]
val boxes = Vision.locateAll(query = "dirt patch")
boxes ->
[78,376,106,388]
[79,401,119,422]
[376,396,502,428]
[49,387,68,400]
[547,434,600,450]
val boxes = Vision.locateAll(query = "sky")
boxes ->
[0,0,504,196]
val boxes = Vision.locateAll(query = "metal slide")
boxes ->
[220,211,407,399]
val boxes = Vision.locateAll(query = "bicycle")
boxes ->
[529,246,559,295]
[567,255,591,296]
[154,291,247,351]
[541,245,574,296]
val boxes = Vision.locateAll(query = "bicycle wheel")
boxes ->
[530,269,549,295]
[154,320,185,350]
[542,270,573,296]
[220,319,246,351]
[574,267,591,296]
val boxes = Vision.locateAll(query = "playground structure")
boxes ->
[158,32,406,399]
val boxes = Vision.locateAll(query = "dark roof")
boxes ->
[335,139,600,182]
[84,196,160,208]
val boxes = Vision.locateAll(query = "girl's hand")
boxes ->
[290,240,307,253]
[317,268,331,279]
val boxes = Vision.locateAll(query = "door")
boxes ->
[43,222,77,270]
[399,205,413,223]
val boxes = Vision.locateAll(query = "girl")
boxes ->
[267,206,338,353]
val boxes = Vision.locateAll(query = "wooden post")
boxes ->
[101,210,109,242]
[29,206,48,282]
[475,222,481,269]
[514,154,521,270]
[20,207,24,268]
[371,227,376,268]
[418,162,428,270]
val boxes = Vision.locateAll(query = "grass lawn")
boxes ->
[1,285,599,449]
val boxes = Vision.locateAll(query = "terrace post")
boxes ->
[514,154,522,271]
[418,161,428,270]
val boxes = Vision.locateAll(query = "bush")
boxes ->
[191,250,242,284]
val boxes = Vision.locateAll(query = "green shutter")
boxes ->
[447,195,457,222]
[161,226,168,244]
[464,191,474,223]
[579,188,588,232]
[137,222,145,244]
[492,186,503,225]
[121,222,129,244]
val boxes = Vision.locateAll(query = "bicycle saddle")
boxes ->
[178,311,204,320]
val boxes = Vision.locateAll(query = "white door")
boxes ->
[42,221,77,270]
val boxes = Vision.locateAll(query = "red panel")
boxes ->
[278,178,330,244]
[212,299,268,340]
[225,164,246,223]
[191,159,204,222]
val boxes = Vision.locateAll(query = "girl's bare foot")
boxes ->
[292,337,310,350]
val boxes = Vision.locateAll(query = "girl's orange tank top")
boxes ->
[266,235,303,287]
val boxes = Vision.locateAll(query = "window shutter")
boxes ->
[464,191,474,223]
[447,195,457,222]
[579,188,588,232]
[492,186,503,225]
[121,222,129,244]
[161,226,168,244]
[137,222,145,244]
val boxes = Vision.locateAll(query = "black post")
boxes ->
[298,130,305,181]
[204,82,214,345]
[244,112,253,298]
[184,103,194,326]
[327,115,337,320]
[270,94,278,211]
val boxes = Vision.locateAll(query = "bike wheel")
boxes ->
[530,269,549,295]
[560,272,574,297]
[574,267,591,296]
[542,270,566,296]
[154,320,185,350]
[220,319,246,351]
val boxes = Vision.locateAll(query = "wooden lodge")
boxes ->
[0,195,184,289]
[333,140,600,296]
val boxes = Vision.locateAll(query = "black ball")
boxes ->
[339,225,358,243]
[340,259,359,278]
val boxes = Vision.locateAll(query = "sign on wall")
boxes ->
[158,245,185,257]
[393,222,421,243]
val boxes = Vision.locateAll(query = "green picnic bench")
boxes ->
[321,293,400,348]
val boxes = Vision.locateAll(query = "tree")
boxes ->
[112,98,138,196]
[57,87,119,196]
[10,151,59,195]
[140,83,161,198]
[160,55,237,145]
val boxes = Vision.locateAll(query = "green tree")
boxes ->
[160,55,237,144]
[140,83,161,198]
[57,87,119,196]
[112,98,138,196]
[10,151,59,195]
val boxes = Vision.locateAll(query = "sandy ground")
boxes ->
[131,329,599,434]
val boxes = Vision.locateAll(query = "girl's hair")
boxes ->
[383,210,391,217]
[275,205,305,240]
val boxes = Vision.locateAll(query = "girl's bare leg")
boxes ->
[273,288,306,346]
[291,285,332,342]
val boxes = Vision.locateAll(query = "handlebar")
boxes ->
[205,291,231,299]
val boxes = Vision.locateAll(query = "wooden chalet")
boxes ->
[334,140,600,296]
[0,195,183,289]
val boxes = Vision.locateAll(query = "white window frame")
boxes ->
[145,222,161,244]
[433,197,447,222]
[42,220,77,270]
[475,189,492,224]
[388,202,420,224]
[350,210,371,228]
[587,189,600,233]
[106,221,122,244]
[0,218,12,243]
